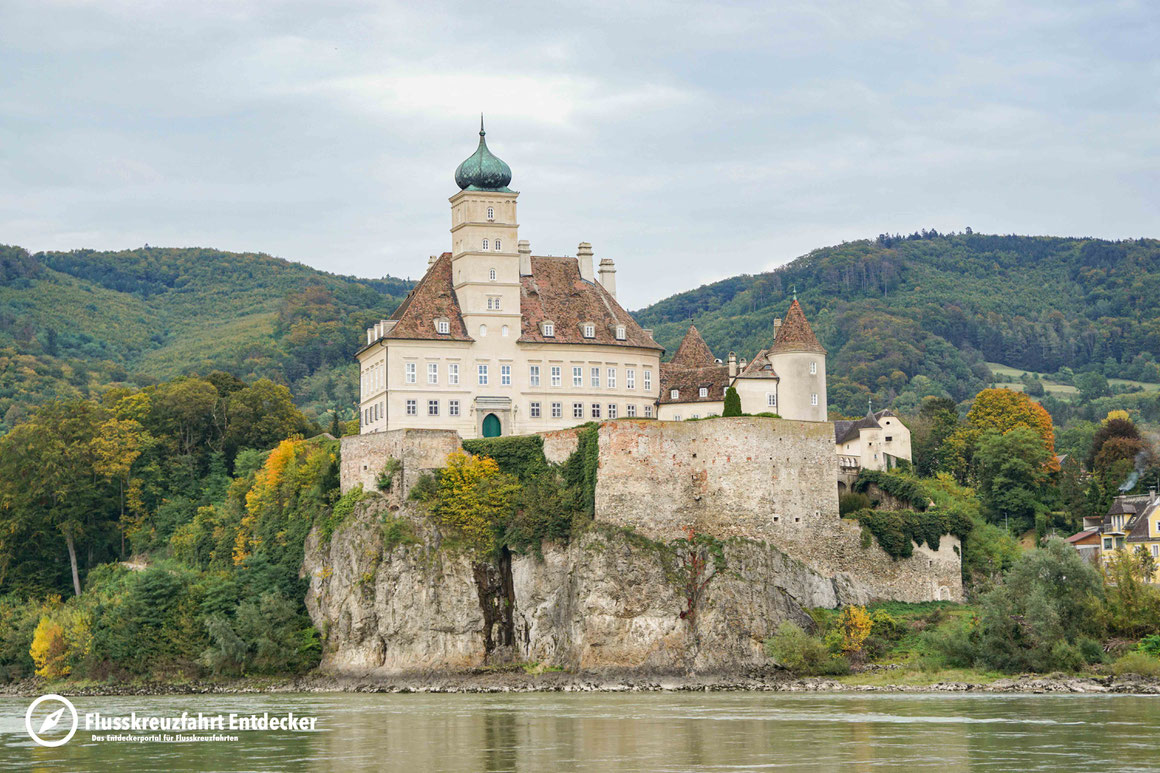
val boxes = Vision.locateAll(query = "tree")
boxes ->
[429,452,520,554]
[972,427,1052,530]
[224,379,310,462]
[1075,371,1111,401]
[722,386,742,417]
[950,388,1057,479]
[911,396,960,476]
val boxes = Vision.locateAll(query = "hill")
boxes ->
[633,232,1160,417]
[0,245,411,429]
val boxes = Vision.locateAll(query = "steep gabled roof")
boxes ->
[518,256,662,350]
[770,299,825,354]
[834,411,883,444]
[736,348,778,379]
[670,325,716,367]
[658,363,730,405]
[376,253,472,344]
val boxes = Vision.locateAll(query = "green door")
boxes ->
[482,413,502,437]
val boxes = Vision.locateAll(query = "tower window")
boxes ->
[487,206,494,220]
[495,239,501,251]
[811,393,818,406]
[489,268,496,281]
[809,361,817,375]
[482,239,489,250]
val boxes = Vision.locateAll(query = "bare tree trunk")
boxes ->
[65,533,81,597]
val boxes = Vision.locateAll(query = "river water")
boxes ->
[1,691,1157,771]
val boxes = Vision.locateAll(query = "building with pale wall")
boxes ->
[834,409,913,486]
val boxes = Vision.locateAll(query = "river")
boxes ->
[1,691,1157,771]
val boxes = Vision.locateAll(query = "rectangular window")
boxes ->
[573,402,584,419]
[427,400,439,416]
[591,367,600,388]
[591,403,601,419]
[530,401,541,418]
[405,362,416,384]
[1153,545,1159,558]
[698,387,707,398]
[1104,538,1113,550]
[551,366,562,387]
[767,393,777,407]
[644,405,653,418]
[627,404,636,417]
[478,364,488,385]
[811,393,818,406]
[529,365,541,387]
[583,323,595,338]
[501,364,511,386]
[643,370,652,391]
[427,363,438,385]
[436,319,450,335]
[608,404,618,419]
[551,402,562,418]
[449,400,460,417]
[572,367,583,387]
[626,369,636,389]
[809,361,817,375]
[448,363,460,385]
[607,368,616,389]
[406,399,417,416]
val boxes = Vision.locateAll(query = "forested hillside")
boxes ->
[0,245,411,430]
[634,232,1160,417]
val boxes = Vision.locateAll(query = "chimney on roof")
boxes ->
[739,357,748,372]
[428,255,438,268]
[518,240,532,276]
[577,242,594,282]
[773,318,782,341]
[598,258,617,298]
[728,352,737,378]
[367,326,374,345]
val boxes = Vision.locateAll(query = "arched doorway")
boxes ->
[482,413,502,437]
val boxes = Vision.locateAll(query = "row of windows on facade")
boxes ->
[664,389,817,406]
[392,399,654,420]
[433,314,627,341]
[394,362,654,390]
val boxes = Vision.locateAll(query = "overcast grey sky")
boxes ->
[2,1,1157,308]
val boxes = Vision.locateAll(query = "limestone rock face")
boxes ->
[304,497,853,676]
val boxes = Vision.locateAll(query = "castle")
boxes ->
[356,122,829,438]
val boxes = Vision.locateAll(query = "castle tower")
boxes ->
[766,299,827,421]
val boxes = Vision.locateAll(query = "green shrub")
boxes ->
[854,470,931,510]
[381,516,417,551]
[869,609,904,641]
[722,387,742,417]
[1137,634,1160,657]
[316,485,365,543]
[376,457,402,491]
[839,492,872,516]
[1112,652,1160,678]
[846,508,972,560]
[765,621,850,676]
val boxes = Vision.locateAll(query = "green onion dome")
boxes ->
[454,116,512,191]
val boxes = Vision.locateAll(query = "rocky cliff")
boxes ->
[303,494,857,676]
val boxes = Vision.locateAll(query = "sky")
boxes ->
[1,1,1157,309]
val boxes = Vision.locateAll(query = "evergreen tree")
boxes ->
[723,386,742,417]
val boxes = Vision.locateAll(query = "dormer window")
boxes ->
[489,268,496,281]
[699,387,708,398]
[582,323,595,338]
[671,389,680,400]
[482,239,489,250]
[542,321,555,337]
[487,206,494,220]
[435,319,450,335]
[615,325,626,340]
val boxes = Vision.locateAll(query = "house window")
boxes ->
[530,365,541,387]
[478,364,488,385]
[608,404,618,419]
[427,363,438,385]
[428,400,439,416]
[607,368,616,389]
[406,399,417,416]
[1104,538,1113,550]
[615,325,626,340]
[530,401,541,418]
[495,239,501,251]
[449,400,460,416]
[810,361,817,375]
[551,366,562,387]
[626,369,636,389]
[671,389,680,400]
[487,296,501,310]
[1153,544,1159,558]
[692,414,700,420]
[885,436,893,442]
[572,366,583,387]
[482,239,489,250]
[501,325,509,337]
[573,402,584,419]
[674,414,682,421]
[436,319,450,335]
[627,404,637,417]
[501,364,511,386]
[811,393,818,406]
[405,363,416,384]
[449,363,460,385]
[542,322,555,337]
[591,367,600,388]
[698,387,708,398]
[644,405,653,418]
[489,268,496,281]
[487,206,494,220]
[643,370,652,391]
[583,323,595,338]
[551,402,562,418]
[767,393,777,407]
[479,324,487,337]
[591,403,601,419]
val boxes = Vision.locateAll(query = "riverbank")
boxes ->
[4,668,1160,697]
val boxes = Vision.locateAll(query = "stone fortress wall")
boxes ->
[340,417,961,604]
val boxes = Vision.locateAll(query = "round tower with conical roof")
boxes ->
[765,299,827,421]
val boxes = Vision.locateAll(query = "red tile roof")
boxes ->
[376,253,472,344]
[770,299,825,354]
[518,256,662,350]
[669,325,716,367]
[737,348,778,380]
[658,363,730,405]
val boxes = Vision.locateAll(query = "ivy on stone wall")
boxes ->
[853,470,931,511]
[462,435,551,481]
[847,508,972,560]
